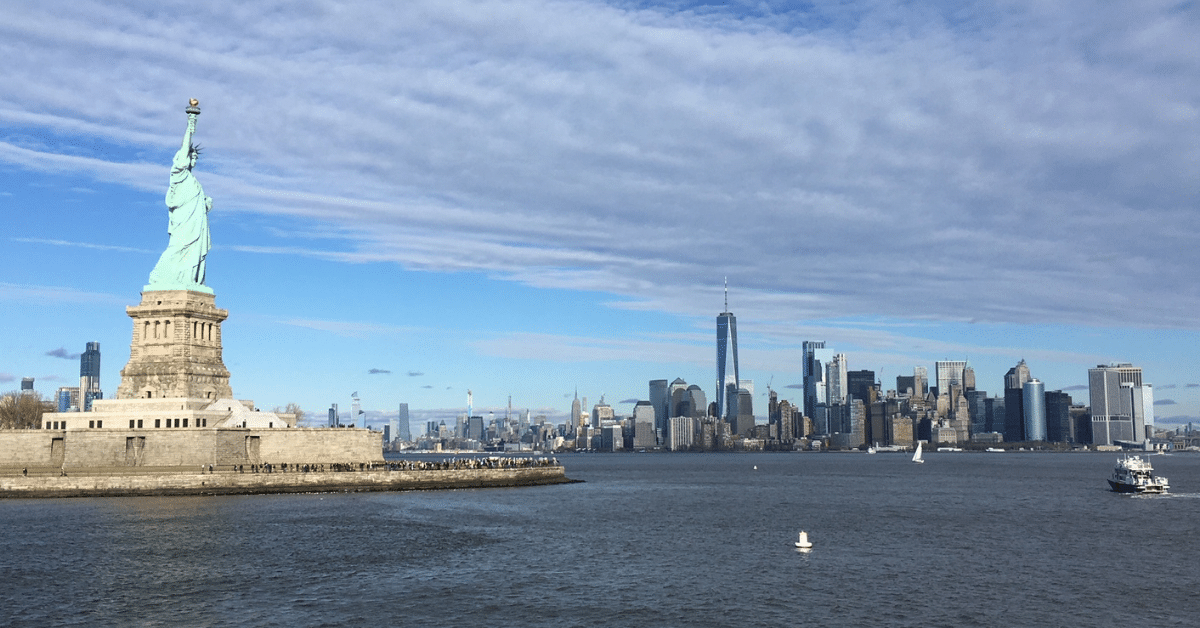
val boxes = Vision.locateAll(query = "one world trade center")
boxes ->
[716,280,740,420]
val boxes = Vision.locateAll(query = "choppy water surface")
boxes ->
[2,452,1197,627]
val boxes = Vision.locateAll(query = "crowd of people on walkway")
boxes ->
[383,456,560,471]
[5,456,561,477]
[224,456,560,474]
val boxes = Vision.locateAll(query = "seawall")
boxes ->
[0,466,576,499]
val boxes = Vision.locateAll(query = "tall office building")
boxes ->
[570,390,582,434]
[21,377,34,391]
[1004,360,1031,442]
[768,389,780,435]
[802,341,824,418]
[684,385,707,419]
[847,370,876,404]
[669,378,689,418]
[56,387,77,412]
[847,369,875,441]
[962,366,976,391]
[592,399,614,426]
[467,415,484,441]
[913,366,928,398]
[935,361,966,397]
[734,387,754,436]
[984,396,1005,435]
[1045,390,1072,443]
[632,401,657,449]
[388,409,399,445]
[600,424,623,451]
[79,341,101,411]
[966,389,990,435]
[1089,363,1142,445]
[1023,379,1046,441]
[1136,384,1154,440]
[649,379,669,436]
[397,403,411,441]
[328,403,338,427]
[826,354,847,405]
[1123,382,1154,444]
[715,281,740,421]
[667,416,694,450]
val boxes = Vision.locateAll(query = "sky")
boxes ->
[2,0,1198,432]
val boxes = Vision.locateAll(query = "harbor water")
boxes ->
[2,451,1197,627]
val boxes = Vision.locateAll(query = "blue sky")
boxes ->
[2,0,1198,431]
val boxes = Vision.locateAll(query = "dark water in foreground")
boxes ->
[2,452,1198,627]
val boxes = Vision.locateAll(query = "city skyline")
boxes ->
[2,1,1199,429]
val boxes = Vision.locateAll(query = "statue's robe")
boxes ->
[147,146,211,291]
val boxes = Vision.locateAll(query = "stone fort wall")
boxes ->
[0,428,382,470]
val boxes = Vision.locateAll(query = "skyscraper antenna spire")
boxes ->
[724,276,728,312]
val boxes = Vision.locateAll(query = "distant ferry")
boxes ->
[1108,455,1169,494]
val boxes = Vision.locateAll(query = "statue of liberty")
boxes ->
[146,99,213,294]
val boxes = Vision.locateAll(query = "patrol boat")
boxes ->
[1108,455,1169,494]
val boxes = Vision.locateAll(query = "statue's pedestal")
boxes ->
[116,290,233,400]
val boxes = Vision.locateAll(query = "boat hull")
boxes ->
[1107,479,1167,494]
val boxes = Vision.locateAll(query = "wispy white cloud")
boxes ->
[0,282,126,306]
[12,238,155,254]
[1,0,1198,333]
[280,318,421,338]
[472,331,711,366]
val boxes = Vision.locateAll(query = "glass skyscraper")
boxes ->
[397,403,412,441]
[649,379,669,435]
[716,291,739,421]
[79,341,101,411]
[802,341,831,420]
[1022,379,1046,441]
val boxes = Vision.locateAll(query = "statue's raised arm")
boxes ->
[145,99,214,294]
[174,100,199,171]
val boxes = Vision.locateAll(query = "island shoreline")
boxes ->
[0,466,579,499]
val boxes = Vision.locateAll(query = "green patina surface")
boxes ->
[145,102,213,294]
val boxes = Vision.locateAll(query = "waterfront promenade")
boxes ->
[0,457,574,498]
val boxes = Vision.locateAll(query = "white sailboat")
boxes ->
[794,530,812,549]
[912,441,925,464]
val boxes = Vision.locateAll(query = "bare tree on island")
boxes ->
[0,391,53,429]
[272,402,305,427]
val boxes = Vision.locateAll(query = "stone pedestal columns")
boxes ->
[116,290,233,400]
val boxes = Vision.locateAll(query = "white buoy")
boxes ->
[794,530,812,549]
